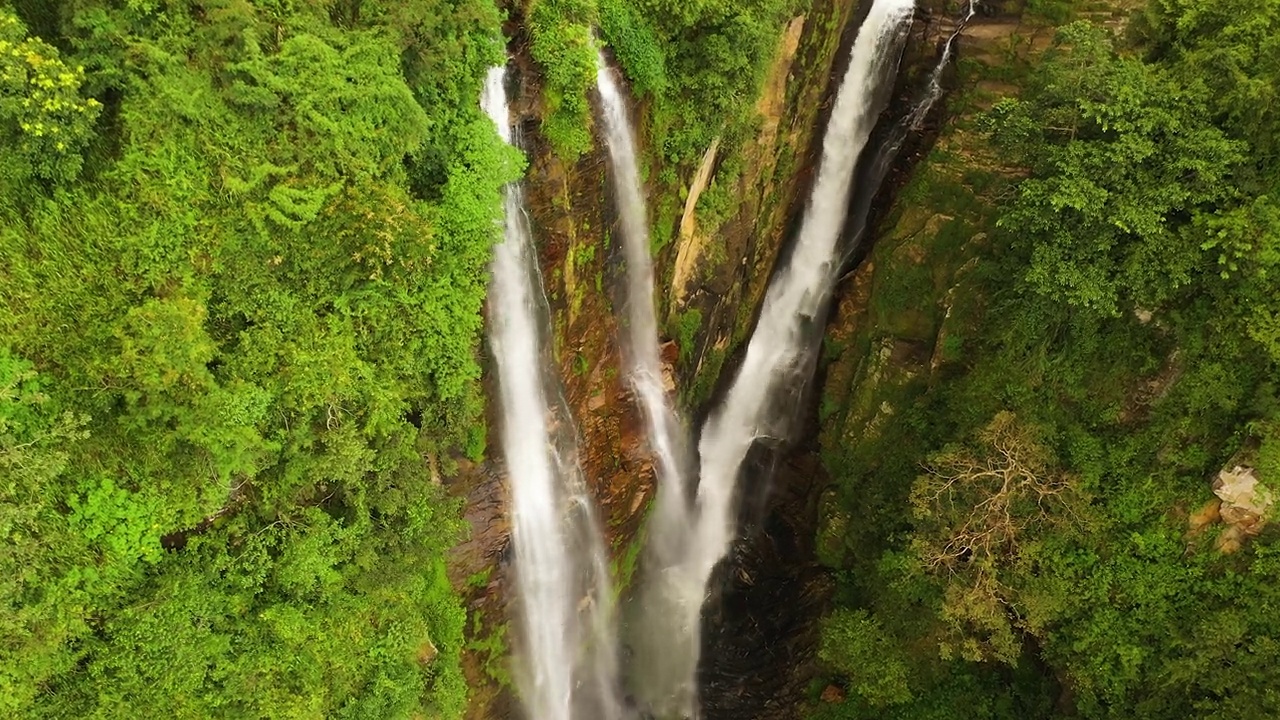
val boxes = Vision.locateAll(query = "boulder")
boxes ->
[1212,463,1274,539]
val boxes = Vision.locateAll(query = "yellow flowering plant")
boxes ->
[1,9,100,182]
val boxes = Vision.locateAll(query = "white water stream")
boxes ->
[693,0,916,597]
[595,53,703,717]
[482,65,625,720]
[600,1,917,716]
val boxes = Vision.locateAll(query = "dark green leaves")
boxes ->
[985,22,1246,315]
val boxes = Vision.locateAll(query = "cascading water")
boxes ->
[492,0,965,713]
[482,65,625,720]
[612,1,918,716]
[839,0,978,275]
[595,54,690,507]
[694,0,915,592]
[908,0,977,130]
[594,53,703,717]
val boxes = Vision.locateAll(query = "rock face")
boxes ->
[1213,461,1273,553]
[1215,464,1273,532]
[450,0,974,717]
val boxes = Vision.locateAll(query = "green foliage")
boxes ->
[527,0,598,159]
[1138,0,1280,166]
[0,8,101,185]
[816,4,1280,719]
[673,308,702,364]
[818,609,913,707]
[0,0,510,715]
[1023,0,1075,23]
[598,0,667,97]
[624,0,795,165]
[466,614,512,689]
[983,22,1245,315]
[694,152,742,234]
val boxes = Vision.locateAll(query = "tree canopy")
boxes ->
[814,4,1280,719]
[0,1,517,716]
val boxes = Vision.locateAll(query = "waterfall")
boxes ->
[694,0,915,587]
[591,0,919,715]
[595,53,704,717]
[595,54,690,507]
[493,0,956,713]
[839,0,978,275]
[482,65,625,720]
[908,0,977,130]
[694,0,917,559]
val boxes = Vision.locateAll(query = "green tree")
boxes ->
[0,8,101,187]
[0,1,511,716]
[983,22,1245,315]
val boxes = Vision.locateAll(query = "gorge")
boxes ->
[491,0,930,715]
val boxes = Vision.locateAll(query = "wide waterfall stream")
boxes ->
[482,66,624,720]
[487,0,948,716]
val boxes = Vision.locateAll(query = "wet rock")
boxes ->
[700,452,834,720]
[660,340,679,394]
[447,468,510,587]
[588,391,608,412]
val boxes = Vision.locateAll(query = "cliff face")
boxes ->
[447,0,974,716]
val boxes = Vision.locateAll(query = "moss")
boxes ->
[672,308,703,365]
[465,614,512,689]
[465,567,492,589]
[686,342,727,410]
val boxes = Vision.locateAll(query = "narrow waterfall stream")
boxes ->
[909,0,977,130]
[594,53,702,718]
[481,66,625,720]
[595,54,691,522]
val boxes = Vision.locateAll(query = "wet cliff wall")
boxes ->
[445,0,980,716]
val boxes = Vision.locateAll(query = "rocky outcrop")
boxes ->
[670,138,721,306]
[1213,456,1274,553]
[1186,450,1275,554]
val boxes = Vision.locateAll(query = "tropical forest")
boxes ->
[0,0,1277,719]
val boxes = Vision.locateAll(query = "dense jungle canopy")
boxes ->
[1,0,1278,718]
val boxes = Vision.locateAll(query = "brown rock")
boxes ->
[1213,464,1273,538]
[820,685,846,703]
[1216,525,1246,554]
[1187,497,1221,534]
